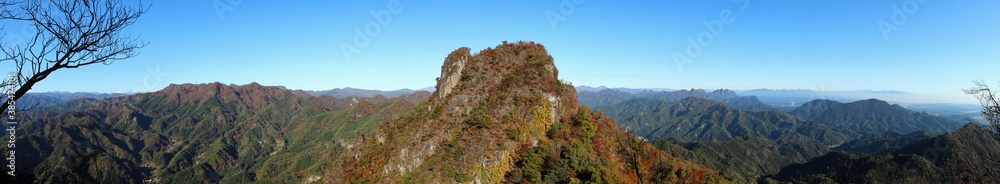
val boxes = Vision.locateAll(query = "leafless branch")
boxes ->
[0,0,148,113]
[964,80,1000,140]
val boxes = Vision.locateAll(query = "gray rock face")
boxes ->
[435,48,470,99]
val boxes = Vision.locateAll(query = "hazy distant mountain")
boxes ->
[735,89,845,108]
[1,92,129,109]
[637,88,739,102]
[574,85,609,92]
[580,87,977,114]
[734,88,923,109]
[574,85,676,93]
[577,89,636,107]
[304,87,428,98]
[417,86,436,92]
[790,99,964,134]
[901,103,982,115]
[579,88,777,112]
[720,96,779,112]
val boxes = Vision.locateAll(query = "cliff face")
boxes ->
[332,41,727,183]
[435,47,469,100]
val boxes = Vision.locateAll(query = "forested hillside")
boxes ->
[764,124,1000,183]
[0,82,428,183]
[596,98,856,145]
[791,99,963,134]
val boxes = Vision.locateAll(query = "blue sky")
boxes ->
[9,0,1000,104]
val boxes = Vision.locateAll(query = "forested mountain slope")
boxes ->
[0,82,428,183]
[791,99,963,134]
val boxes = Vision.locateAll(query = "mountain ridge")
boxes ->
[0,81,430,183]
[331,41,727,183]
[790,98,964,134]
[303,87,428,98]
[578,88,776,112]
[596,97,857,145]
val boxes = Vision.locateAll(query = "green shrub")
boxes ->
[465,114,493,129]
[518,149,546,182]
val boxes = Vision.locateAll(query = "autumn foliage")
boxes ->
[330,41,727,183]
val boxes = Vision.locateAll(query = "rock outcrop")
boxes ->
[435,47,469,99]
[332,41,727,183]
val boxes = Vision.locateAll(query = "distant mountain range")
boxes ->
[574,85,676,94]
[596,97,856,145]
[3,87,437,111]
[591,93,970,182]
[790,99,963,134]
[303,87,430,98]
[575,87,910,103]
[578,87,981,116]
[735,89,909,106]
[1,92,130,109]
[578,88,778,112]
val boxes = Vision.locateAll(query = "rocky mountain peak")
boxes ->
[435,47,470,99]
[334,41,725,183]
[427,41,576,129]
[434,41,563,99]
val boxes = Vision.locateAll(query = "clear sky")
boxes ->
[10,0,1000,104]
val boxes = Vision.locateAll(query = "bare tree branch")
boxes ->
[964,80,1000,140]
[0,0,148,113]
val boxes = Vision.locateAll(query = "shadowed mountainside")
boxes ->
[764,123,1000,183]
